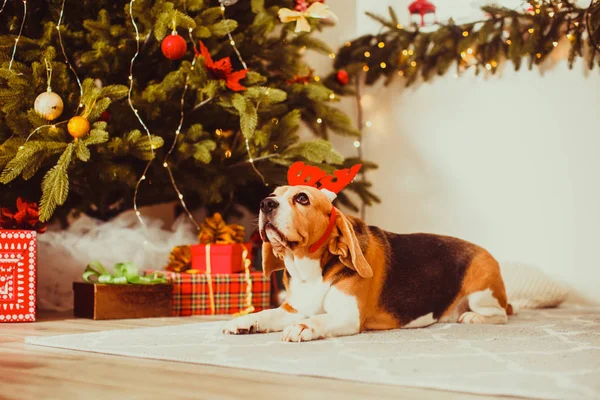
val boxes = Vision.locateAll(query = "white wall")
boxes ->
[314,0,600,303]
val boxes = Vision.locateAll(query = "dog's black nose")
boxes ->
[260,198,279,213]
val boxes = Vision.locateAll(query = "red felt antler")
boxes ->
[287,162,328,187]
[287,162,362,200]
[318,164,362,195]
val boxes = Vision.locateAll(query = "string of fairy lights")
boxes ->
[7,0,26,73]
[160,27,205,231]
[127,0,157,229]
[219,1,268,187]
[130,0,270,230]
[56,0,83,114]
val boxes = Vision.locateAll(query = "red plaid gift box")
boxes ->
[0,230,36,323]
[145,270,271,316]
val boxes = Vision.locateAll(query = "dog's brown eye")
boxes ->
[294,192,310,205]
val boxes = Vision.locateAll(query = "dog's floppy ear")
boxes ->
[262,242,285,278]
[328,209,373,278]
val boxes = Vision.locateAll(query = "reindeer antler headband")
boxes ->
[286,162,362,253]
[287,162,362,201]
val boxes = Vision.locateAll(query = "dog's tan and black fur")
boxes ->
[223,185,512,341]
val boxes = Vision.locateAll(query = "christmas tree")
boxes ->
[0,0,377,225]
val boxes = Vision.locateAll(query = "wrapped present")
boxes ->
[166,213,253,274]
[0,230,37,323]
[0,198,46,323]
[73,261,172,320]
[190,242,252,274]
[145,269,271,316]
[160,213,269,316]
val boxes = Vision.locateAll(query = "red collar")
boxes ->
[309,207,336,254]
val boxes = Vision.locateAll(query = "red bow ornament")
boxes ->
[0,198,47,233]
[196,41,249,92]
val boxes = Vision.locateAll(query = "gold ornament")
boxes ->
[165,245,192,272]
[198,212,245,244]
[67,116,90,138]
[34,91,64,120]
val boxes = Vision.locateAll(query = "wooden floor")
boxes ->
[0,312,528,400]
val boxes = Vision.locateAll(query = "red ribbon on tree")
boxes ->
[0,198,47,233]
[196,41,249,92]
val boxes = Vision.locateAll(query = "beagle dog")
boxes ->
[223,165,512,342]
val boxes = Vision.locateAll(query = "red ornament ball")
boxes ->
[336,69,349,85]
[100,111,111,122]
[161,33,187,60]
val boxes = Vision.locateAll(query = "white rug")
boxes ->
[26,306,600,400]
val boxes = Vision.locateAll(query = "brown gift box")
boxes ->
[73,282,173,320]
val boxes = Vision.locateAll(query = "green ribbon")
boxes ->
[82,261,168,285]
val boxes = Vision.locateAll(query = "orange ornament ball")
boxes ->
[67,116,90,138]
[161,33,187,60]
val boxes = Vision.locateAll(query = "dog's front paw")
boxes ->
[222,315,260,335]
[282,322,318,342]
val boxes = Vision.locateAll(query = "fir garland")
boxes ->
[329,0,600,87]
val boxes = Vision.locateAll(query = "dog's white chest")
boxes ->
[284,254,330,316]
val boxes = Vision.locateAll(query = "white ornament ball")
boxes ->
[34,91,64,120]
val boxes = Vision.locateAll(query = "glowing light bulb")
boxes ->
[378,42,385,48]
[141,175,146,180]
[19,146,24,150]
[553,41,558,47]
[365,121,372,128]
[467,48,473,55]
[491,61,498,67]
[230,40,235,46]
[462,31,469,37]
[329,53,336,59]
[402,49,408,56]
[163,162,168,167]
[528,28,535,33]
[178,194,183,199]
[408,49,414,55]
[396,24,403,29]
[536,53,542,58]
[136,211,141,216]
[485,63,492,70]
[410,61,417,67]
[380,62,387,69]
[364,51,371,58]
[397,71,404,76]
[316,118,323,124]
[314,76,321,82]
[129,76,133,80]
[353,141,361,148]
[329,93,335,99]
[362,65,370,72]
[507,39,512,45]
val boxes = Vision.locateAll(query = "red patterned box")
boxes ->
[145,270,270,316]
[0,230,36,322]
[190,243,253,274]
